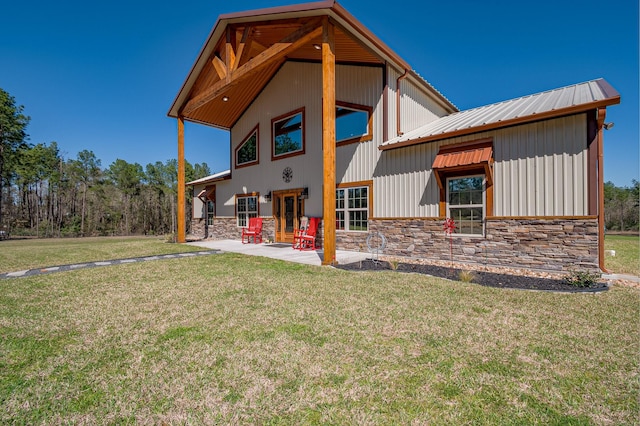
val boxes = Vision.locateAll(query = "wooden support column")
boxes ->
[322,18,336,265]
[177,116,186,243]
[596,108,607,272]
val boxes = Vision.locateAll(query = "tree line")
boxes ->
[604,180,639,233]
[1,88,210,238]
[1,88,638,238]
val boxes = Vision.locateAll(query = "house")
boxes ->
[168,0,620,273]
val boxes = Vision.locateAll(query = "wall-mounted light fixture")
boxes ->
[301,187,309,199]
[264,191,272,201]
[603,122,615,130]
[222,96,230,102]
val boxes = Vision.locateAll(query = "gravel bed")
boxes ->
[335,259,609,293]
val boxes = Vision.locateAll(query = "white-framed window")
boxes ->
[336,185,369,231]
[235,125,259,168]
[272,108,305,160]
[206,200,215,226]
[236,195,258,227]
[335,101,372,146]
[447,175,485,235]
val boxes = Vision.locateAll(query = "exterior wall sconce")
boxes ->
[264,191,271,201]
[301,187,308,199]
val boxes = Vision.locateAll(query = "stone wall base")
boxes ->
[192,217,599,273]
[365,218,599,273]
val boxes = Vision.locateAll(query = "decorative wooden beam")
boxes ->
[211,55,227,80]
[321,17,336,266]
[233,26,252,72]
[177,116,186,243]
[183,18,323,115]
[225,26,236,82]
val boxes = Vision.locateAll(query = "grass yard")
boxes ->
[605,234,640,276]
[0,236,203,274]
[1,239,638,424]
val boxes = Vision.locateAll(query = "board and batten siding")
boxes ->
[215,61,384,219]
[374,114,589,218]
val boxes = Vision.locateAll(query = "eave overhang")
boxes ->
[380,78,621,151]
[167,1,456,129]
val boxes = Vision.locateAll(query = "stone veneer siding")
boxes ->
[190,217,277,242]
[345,217,600,273]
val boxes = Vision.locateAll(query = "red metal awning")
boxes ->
[432,141,493,189]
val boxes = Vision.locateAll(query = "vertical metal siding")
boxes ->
[400,78,448,133]
[493,114,587,216]
[376,114,587,218]
[222,62,384,219]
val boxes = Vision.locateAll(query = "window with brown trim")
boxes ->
[235,125,259,168]
[272,108,305,160]
[336,181,373,232]
[336,101,373,146]
[236,194,259,227]
[447,175,485,235]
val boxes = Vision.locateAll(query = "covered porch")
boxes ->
[187,239,369,267]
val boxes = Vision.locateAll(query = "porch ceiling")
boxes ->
[168,1,409,130]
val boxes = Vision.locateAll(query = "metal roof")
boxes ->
[380,78,620,151]
[186,169,231,186]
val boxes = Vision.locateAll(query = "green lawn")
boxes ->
[605,235,640,276]
[0,236,203,274]
[1,239,638,424]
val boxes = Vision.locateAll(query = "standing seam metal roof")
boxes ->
[380,78,620,150]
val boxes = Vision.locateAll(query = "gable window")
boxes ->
[336,101,373,146]
[236,194,258,227]
[235,125,259,168]
[447,176,484,235]
[336,182,372,232]
[272,108,305,160]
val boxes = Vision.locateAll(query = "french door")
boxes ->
[273,190,304,243]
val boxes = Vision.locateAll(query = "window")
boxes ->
[235,126,259,168]
[336,184,370,231]
[447,176,484,235]
[272,108,304,160]
[336,101,372,146]
[236,195,258,227]
[206,200,215,226]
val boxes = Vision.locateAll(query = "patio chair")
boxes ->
[292,216,309,249]
[297,217,320,251]
[241,217,263,244]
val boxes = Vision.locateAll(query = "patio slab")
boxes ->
[187,239,369,266]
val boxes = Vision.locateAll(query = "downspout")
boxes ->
[596,108,607,273]
[396,69,409,136]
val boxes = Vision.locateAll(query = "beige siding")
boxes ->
[375,114,588,218]
[386,66,450,138]
[192,185,205,219]
[219,61,384,219]
[494,114,588,216]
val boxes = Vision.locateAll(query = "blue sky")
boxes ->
[2,0,638,186]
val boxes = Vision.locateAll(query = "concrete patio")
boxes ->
[187,239,369,266]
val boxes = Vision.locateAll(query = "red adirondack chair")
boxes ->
[241,217,263,244]
[292,216,309,249]
[297,217,320,251]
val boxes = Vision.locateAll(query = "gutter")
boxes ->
[396,69,409,136]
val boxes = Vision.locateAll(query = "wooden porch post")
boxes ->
[177,116,186,243]
[322,18,336,265]
[596,108,607,272]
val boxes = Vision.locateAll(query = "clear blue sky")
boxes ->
[2,0,638,186]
